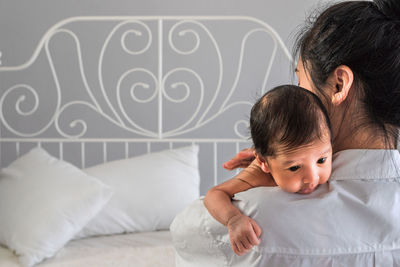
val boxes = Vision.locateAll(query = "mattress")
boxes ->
[0,231,175,267]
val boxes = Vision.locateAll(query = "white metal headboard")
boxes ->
[0,16,293,193]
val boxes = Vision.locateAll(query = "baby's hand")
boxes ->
[227,214,262,256]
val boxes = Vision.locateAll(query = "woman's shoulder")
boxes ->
[331,149,400,181]
[233,175,400,254]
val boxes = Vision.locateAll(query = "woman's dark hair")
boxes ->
[250,85,332,157]
[294,0,400,147]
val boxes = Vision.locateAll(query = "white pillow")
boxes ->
[75,145,200,238]
[0,147,113,267]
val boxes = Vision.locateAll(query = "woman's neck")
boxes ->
[327,90,399,153]
[333,131,388,153]
[332,119,395,153]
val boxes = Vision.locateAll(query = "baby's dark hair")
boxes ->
[250,85,331,157]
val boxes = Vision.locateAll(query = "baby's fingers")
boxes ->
[251,219,262,238]
[233,241,247,256]
[241,238,253,250]
[247,230,260,246]
[234,241,252,256]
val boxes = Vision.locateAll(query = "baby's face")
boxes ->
[265,135,332,194]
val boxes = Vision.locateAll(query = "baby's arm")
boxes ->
[204,160,276,256]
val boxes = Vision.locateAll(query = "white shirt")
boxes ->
[171,149,400,267]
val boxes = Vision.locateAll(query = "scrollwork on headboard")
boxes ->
[0,16,293,142]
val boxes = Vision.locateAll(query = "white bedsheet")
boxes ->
[0,231,175,267]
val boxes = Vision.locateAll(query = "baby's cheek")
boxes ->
[319,169,331,184]
[281,180,302,193]
[320,176,329,184]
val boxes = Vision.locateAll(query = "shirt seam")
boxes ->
[330,176,400,181]
[212,237,400,257]
[254,246,400,256]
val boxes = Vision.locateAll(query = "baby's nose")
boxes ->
[303,172,319,185]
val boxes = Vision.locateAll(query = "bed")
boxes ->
[0,231,175,267]
[0,16,292,266]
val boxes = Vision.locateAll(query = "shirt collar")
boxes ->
[330,149,400,181]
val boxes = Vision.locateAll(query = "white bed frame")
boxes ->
[0,16,292,193]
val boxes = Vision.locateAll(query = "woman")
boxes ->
[172,0,400,265]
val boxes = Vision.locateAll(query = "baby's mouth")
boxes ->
[297,186,317,194]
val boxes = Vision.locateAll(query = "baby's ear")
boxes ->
[255,154,271,173]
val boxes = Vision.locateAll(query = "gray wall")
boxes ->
[0,0,322,68]
[0,0,324,194]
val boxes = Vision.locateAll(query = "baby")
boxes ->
[204,85,333,256]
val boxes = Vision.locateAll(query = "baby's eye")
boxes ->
[289,166,300,172]
[317,157,327,164]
